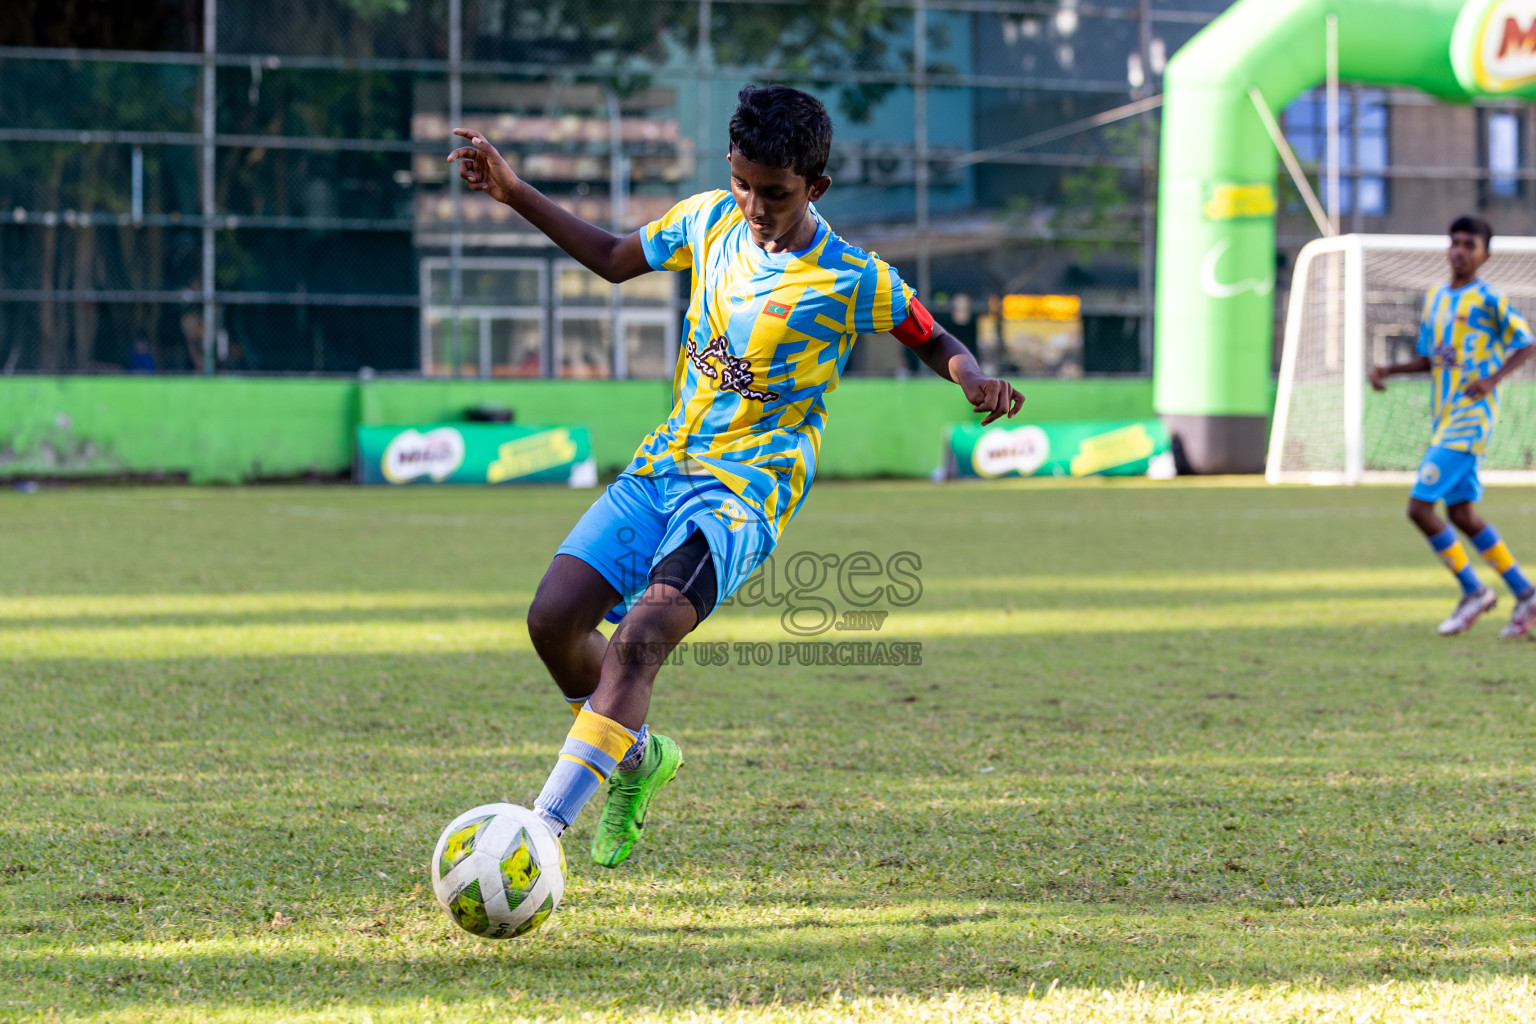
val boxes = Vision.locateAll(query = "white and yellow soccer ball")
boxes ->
[430,803,565,939]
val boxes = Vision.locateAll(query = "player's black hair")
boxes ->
[728,85,833,182]
[1450,215,1494,250]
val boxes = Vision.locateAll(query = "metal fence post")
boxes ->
[1138,0,1155,373]
[201,0,217,375]
[607,85,627,380]
[448,0,465,378]
[698,0,712,190]
[913,0,931,305]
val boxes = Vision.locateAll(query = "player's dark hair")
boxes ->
[1450,215,1493,250]
[728,85,833,182]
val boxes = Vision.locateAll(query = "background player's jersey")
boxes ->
[1416,279,1533,454]
[628,190,915,537]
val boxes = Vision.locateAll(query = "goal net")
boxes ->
[1267,234,1536,484]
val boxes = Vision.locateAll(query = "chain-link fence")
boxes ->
[0,0,1220,379]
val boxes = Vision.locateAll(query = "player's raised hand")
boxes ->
[963,374,1025,426]
[447,129,519,204]
[1368,364,1388,392]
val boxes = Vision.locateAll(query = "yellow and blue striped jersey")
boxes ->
[627,190,915,537]
[1416,279,1533,454]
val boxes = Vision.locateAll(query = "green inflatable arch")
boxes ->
[1155,0,1536,472]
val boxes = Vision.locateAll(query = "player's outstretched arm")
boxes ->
[1369,356,1431,392]
[446,128,651,284]
[909,328,1024,426]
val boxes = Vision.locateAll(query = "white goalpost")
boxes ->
[1267,233,1536,485]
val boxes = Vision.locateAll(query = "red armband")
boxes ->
[890,297,937,347]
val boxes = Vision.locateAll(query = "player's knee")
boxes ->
[610,601,689,650]
[526,595,579,658]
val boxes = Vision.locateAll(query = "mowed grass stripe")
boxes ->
[0,596,1465,659]
[0,567,1457,621]
[0,590,530,620]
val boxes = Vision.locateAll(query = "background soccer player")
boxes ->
[1370,215,1536,637]
[447,85,1024,868]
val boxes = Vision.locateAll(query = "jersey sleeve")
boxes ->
[639,192,718,273]
[1416,294,1434,357]
[1497,292,1533,353]
[850,255,915,335]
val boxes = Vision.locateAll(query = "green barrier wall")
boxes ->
[0,376,1155,484]
[817,377,1155,477]
[0,377,357,484]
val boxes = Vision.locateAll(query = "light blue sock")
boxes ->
[533,709,639,831]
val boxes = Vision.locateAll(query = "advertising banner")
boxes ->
[945,419,1173,479]
[355,423,596,486]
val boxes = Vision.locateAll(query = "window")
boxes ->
[418,257,679,378]
[420,258,547,378]
[1487,110,1521,199]
[1282,88,1388,217]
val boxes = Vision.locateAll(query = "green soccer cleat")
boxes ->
[590,733,684,868]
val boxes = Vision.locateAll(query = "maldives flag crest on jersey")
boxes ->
[763,300,792,319]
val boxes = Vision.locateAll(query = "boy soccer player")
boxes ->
[447,86,1024,866]
[1370,216,1536,637]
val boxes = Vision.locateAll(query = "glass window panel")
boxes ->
[1338,135,1355,167]
[427,316,478,377]
[429,266,540,305]
[559,318,612,379]
[1357,100,1387,133]
[1357,135,1387,170]
[1292,135,1321,163]
[624,320,676,379]
[560,264,672,307]
[1490,112,1520,197]
[1338,177,1355,215]
[1356,177,1387,216]
[1285,98,1317,131]
[559,266,611,304]
[490,318,542,378]
[619,273,675,306]
[465,267,540,305]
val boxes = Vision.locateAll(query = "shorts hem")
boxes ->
[554,545,631,601]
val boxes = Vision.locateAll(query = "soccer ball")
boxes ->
[430,803,565,939]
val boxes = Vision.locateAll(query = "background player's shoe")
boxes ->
[1438,587,1497,636]
[590,733,684,867]
[1498,594,1536,639]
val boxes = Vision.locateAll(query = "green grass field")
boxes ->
[5,480,1536,1022]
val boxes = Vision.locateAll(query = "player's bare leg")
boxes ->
[531,580,690,866]
[586,583,691,866]
[527,554,619,707]
[1407,496,1449,538]
[588,581,697,729]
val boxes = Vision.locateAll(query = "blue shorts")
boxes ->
[556,471,777,624]
[1411,445,1484,506]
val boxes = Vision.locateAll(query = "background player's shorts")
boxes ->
[1411,445,1484,505]
[556,470,776,625]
